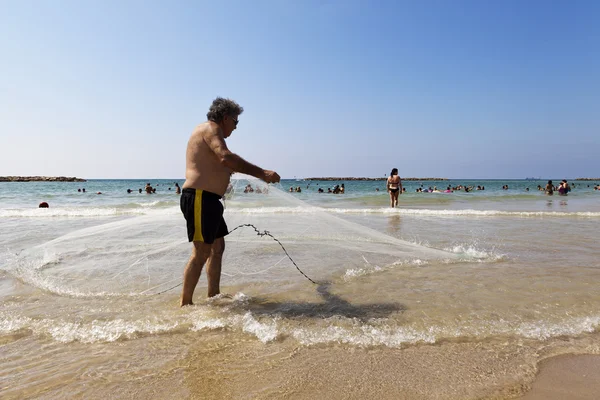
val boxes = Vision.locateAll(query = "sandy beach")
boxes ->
[180,338,600,399]
[520,354,600,400]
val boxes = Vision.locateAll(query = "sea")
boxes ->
[1,178,600,399]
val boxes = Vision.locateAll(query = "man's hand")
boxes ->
[262,170,280,184]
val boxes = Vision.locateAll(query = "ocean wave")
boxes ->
[3,204,599,218]
[342,249,506,281]
[227,206,323,214]
[288,314,600,346]
[129,200,176,208]
[228,207,600,218]
[0,206,179,218]
[343,259,427,281]
[390,209,600,217]
[444,244,507,262]
[0,312,182,343]
[3,303,599,346]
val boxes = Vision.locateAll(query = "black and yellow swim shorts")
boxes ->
[180,188,228,244]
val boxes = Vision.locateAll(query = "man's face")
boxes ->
[223,115,239,138]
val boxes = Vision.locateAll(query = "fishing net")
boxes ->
[7,175,463,298]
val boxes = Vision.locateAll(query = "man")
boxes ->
[180,97,280,306]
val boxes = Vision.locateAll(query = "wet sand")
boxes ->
[2,328,600,399]
[184,337,540,399]
[520,354,600,400]
[182,333,600,400]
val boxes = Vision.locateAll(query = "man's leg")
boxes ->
[180,241,212,306]
[206,237,225,297]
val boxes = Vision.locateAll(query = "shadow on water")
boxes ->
[226,282,405,321]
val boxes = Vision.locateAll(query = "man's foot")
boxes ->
[180,298,194,307]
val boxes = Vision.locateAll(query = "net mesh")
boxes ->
[8,176,462,297]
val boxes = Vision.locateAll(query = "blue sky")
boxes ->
[1,0,598,179]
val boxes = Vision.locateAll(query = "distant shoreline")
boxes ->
[304,177,447,181]
[0,176,86,182]
[575,178,600,181]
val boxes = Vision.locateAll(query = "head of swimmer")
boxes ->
[207,97,244,138]
[390,168,398,177]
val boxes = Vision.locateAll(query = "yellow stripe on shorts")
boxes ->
[193,189,204,242]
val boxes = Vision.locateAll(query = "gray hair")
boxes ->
[206,97,244,123]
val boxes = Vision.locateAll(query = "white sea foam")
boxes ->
[342,248,505,281]
[392,209,600,217]
[241,312,279,343]
[4,205,598,218]
[0,313,30,333]
[3,306,600,346]
[290,321,437,347]
[343,259,429,281]
[188,307,279,343]
[46,319,180,343]
[288,315,600,347]
[0,312,181,343]
[227,206,323,214]
[343,265,384,280]
[0,206,179,218]
[227,207,600,218]
[444,244,507,262]
[514,316,600,339]
[137,200,171,208]
[191,318,227,331]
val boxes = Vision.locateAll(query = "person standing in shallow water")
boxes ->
[387,168,402,208]
[545,180,554,196]
[180,97,280,306]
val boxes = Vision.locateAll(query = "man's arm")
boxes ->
[203,127,280,183]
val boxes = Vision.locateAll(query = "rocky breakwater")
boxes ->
[305,177,447,181]
[0,176,87,182]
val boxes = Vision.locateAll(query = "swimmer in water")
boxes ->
[545,180,554,196]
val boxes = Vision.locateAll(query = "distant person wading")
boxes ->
[387,168,402,208]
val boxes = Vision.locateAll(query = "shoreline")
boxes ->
[304,177,448,181]
[0,176,86,182]
[520,353,600,399]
